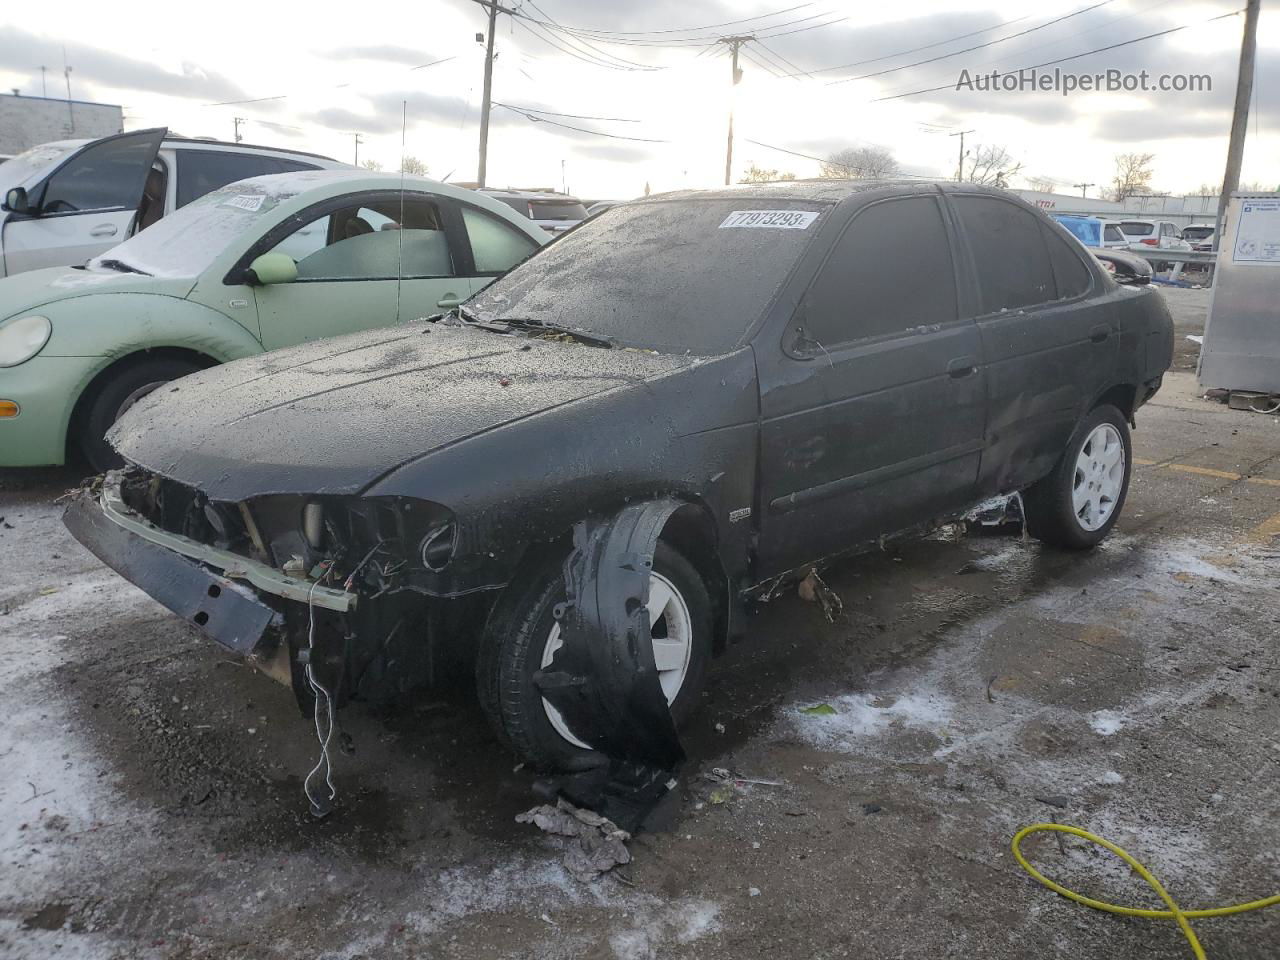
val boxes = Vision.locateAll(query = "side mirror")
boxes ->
[247,252,297,286]
[4,187,30,215]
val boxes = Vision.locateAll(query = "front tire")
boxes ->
[1024,404,1132,550]
[79,357,203,472]
[477,541,712,771]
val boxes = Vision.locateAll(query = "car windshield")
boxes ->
[0,141,78,192]
[468,198,830,355]
[1119,221,1154,236]
[1182,226,1213,241]
[529,199,587,221]
[85,179,296,278]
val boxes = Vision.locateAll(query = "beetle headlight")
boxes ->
[0,316,52,368]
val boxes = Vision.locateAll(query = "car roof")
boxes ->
[162,137,340,164]
[481,188,584,202]
[221,170,551,238]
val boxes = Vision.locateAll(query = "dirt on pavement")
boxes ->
[1,358,1277,958]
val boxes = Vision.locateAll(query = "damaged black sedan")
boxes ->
[66,181,1173,812]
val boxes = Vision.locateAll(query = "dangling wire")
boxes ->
[303,570,337,817]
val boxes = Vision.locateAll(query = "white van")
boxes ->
[0,128,347,276]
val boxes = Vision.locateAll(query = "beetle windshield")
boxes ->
[468,198,830,355]
[85,179,296,278]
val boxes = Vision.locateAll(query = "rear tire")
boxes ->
[79,357,203,472]
[476,541,711,771]
[1024,404,1132,550]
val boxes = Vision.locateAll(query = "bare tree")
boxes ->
[819,145,899,180]
[964,145,1023,187]
[400,155,429,176]
[741,163,797,183]
[361,158,383,171]
[1108,152,1155,202]
[1026,176,1056,193]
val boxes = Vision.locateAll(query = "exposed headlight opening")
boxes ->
[419,521,456,572]
[303,502,324,549]
[0,315,52,368]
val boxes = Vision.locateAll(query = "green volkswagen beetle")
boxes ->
[0,170,548,469]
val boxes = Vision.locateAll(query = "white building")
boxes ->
[1013,188,1222,228]
[0,93,123,158]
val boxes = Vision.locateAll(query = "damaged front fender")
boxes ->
[535,499,689,829]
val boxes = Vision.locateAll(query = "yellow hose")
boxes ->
[1012,824,1280,959]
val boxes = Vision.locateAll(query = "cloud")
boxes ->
[2,27,254,104]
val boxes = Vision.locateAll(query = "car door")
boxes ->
[1,128,166,275]
[755,191,987,573]
[948,191,1118,496]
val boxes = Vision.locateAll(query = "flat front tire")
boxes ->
[1024,404,1132,550]
[476,541,712,771]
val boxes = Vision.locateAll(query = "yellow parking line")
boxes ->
[1247,476,1280,488]
[1133,457,1158,466]
[1245,510,1280,544]
[1166,464,1244,481]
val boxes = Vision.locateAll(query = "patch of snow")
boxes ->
[1089,710,1127,735]
[1100,770,1125,784]
[786,690,953,751]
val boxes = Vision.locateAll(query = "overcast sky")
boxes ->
[0,0,1274,199]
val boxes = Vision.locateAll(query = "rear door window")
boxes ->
[953,195,1055,313]
[462,207,539,273]
[1103,224,1125,243]
[176,150,317,207]
[804,195,958,348]
[1042,224,1093,300]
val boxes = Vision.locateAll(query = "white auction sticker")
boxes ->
[222,194,265,212]
[719,209,819,230]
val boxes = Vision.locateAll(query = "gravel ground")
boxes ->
[1,287,1277,958]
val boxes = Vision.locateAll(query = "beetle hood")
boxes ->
[0,264,196,319]
[109,322,700,500]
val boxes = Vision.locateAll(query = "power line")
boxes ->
[752,38,810,79]
[511,8,841,48]
[522,0,663,69]
[784,12,1036,77]
[492,101,640,122]
[744,138,938,178]
[507,3,816,41]
[740,48,784,79]
[512,17,655,70]
[828,0,1117,86]
[871,7,1244,103]
[495,103,668,141]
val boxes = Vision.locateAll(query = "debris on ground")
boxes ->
[516,798,632,883]
[800,703,838,716]
[797,568,843,622]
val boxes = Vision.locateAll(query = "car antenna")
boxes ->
[395,99,407,321]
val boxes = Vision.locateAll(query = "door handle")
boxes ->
[947,356,978,378]
[436,294,463,308]
[1089,324,1111,343]
[90,224,118,238]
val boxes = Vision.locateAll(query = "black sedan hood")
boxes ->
[110,323,696,500]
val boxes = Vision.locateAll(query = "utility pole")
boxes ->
[1214,0,1261,251]
[1074,182,1095,198]
[40,66,47,98]
[474,0,515,188]
[950,129,974,182]
[352,132,364,165]
[233,117,246,143]
[719,36,751,186]
[64,63,74,134]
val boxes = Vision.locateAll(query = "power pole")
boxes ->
[352,132,364,165]
[233,117,246,143]
[719,36,751,186]
[63,63,74,134]
[1214,0,1261,250]
[1074,182,1095,198]
[40,66,47,98]
[474,0,516,188]
[950,129,974,182]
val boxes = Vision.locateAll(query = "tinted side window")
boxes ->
[804,196,957,347]
[176,151,317,207]
[954,196,1055,312]
[1103,224,1124,242]
[1042,224,1092,299]
[39,135,157,214]
[462,207,539,273]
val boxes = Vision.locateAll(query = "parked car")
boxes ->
[1117,219,1191,252]
[0,170,548,469]
[585,200,622,218]
[1181,223,1215,251]
[66,182,1173,781]
[1051,214,1129,249]
[0,128,347,277]
[481,188,588,234]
